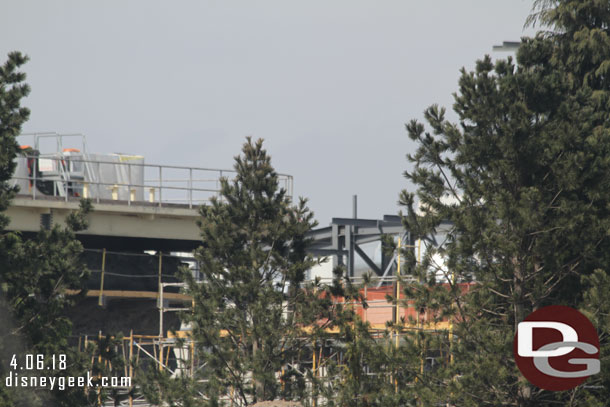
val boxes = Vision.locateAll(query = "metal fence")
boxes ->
[12,155,294,209]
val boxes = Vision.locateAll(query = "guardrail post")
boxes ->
[96,161,100,204]
[188,168,193,208]
[219,170,223,201]
[32,156,37,200]
[158,166,162,207]
[128,163,132,206]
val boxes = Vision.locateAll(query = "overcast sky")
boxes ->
[1,1,537,224]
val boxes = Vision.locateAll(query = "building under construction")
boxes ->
[7,133,466,406]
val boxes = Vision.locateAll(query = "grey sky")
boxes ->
[1,1,537,224]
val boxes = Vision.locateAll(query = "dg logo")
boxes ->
[513,305,600,391]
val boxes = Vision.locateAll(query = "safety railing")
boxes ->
[12,155,294,209]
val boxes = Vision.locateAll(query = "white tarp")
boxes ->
[84,153,145,201]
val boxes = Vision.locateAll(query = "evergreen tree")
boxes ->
[317,303,401,407]
[396,1,610,405]
[0,52,29,230]
[0,199,93,407]
[0,49,36,407]
[0,52,94,406]
[179,138,323,406]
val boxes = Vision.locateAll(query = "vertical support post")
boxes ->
[219,170,223,201]
[97,331,102,406]
[415,236,422,373]
[32,156,37,200]
[290,175,294,199]
[449,264,455,365]
[158,252,163,338]
[419,238,424,378]
[331,223,341,268]
[189,168,193,209]
[158,252,164,378]
[363,284,368,323]
[98,249,106,306]
[380,246,387,277]
[396,237,401,346]
[421,342,425,377]
[190,338,195,378]
[128,163,132,206]
[129,330,133,407]
[347,196,357,279]
[448,321,454,365]
[158,166,162,207]
[312,340,317,407]
[346,226,354,277]
[395,237,401,393]
[191,297,195,378]
[96,161,100,204]
[158,347,164,372]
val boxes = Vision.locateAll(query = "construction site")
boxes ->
[7,133,468,406]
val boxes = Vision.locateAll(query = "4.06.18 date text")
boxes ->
[9,354,66,371]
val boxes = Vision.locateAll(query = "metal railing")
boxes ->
[12,155,294,209]
[19,132,89,154]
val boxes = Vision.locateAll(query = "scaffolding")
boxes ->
[74,239,468,407]
[74,250,197,407]
[79,280,461,406]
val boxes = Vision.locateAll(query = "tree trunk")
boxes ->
[513,259,531,405]
[253,338,265,402]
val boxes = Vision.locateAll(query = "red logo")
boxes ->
[513,305,599,391]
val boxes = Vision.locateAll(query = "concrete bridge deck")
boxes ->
[6,194,202,251]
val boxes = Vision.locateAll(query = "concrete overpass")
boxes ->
[9,137,293,250]
[6,194,202,251]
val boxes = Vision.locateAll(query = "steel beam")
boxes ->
[345,225,354,277]
[354,244,381,275]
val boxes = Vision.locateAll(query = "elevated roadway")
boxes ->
[6,194,201,251]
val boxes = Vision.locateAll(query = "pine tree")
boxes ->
[180,138,323,406]
[0,52,94,407]
[0,52,29,230]
[0,49,36,407]
[396,1,610,404]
